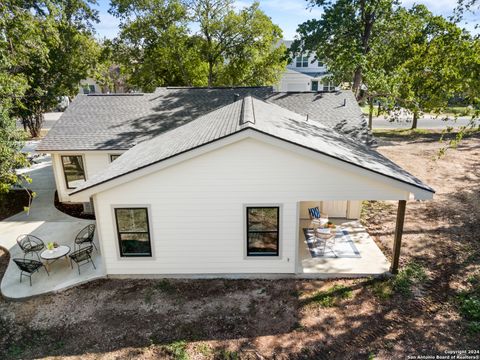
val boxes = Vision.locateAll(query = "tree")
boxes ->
[0,1,36,193]
[7,0,101,137]
[193,0,286,87]
[109,0,286,90]
[292,0,396,98]
[110,0,207,91]
[386,5,475,129]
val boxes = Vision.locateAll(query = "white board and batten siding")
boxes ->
[92,137,409,276]
[51,152,123,202]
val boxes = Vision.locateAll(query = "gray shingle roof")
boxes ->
[265,91,376,146]
[71,96,433,195]
[37,87,374,151]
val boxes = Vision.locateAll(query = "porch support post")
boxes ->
[390,200,406,274]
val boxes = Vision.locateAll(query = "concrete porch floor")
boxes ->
[0,149,106,299]
[298,219,390,278]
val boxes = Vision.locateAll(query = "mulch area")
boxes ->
[0,133,478,359]
[53,191,95,220]
[0,190,31,221]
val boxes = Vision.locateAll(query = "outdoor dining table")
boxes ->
[40,245,71,271]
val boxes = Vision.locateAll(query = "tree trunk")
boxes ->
[411,111,418,130]
[208,61,214,87]
[25,113,43,138]
[368,97,374,130]
[352,67,362,99]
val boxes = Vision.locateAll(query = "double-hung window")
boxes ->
[246,207,280,256]
[61,155,86,189]
[115,208,152,257]
[296,56,308,68]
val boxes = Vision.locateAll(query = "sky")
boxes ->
[94,0,480,40]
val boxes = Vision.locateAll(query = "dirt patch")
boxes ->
[0,133,479,359]
[0,190,31,221]
[54,191,95,220]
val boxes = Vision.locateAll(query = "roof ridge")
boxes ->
[240,96,255,125]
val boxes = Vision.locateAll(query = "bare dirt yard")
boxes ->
[1,132,479,360]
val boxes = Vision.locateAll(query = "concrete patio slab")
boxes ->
[0,152,105,299]
[298,219,390,278]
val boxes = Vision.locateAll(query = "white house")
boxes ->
[36,90,433,278]
[275,40,336,92]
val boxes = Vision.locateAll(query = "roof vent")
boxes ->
[343,98,347,106]
[233,93,240,102]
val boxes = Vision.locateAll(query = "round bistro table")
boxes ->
[40,245,71,271]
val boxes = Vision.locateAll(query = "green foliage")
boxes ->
[392,262,427,295]
[460,297,480,321]
[193,0,286,86]
[369,263,427,300]
[2,0,101,137]
[215,349,239,360]
[293,0,396,96]
[457,273,480,333]
[294,0,480,133]
[195,343,212,357]
[370,280,394,300]
[303,284,353,308]
[0,106,29,194]
[164,340,189,360]
[109,0,286,90]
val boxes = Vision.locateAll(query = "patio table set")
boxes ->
[12,224,97,286]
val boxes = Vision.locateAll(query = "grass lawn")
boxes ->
[0,132,479,359]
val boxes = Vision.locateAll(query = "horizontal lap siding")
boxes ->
[95,138,406,275]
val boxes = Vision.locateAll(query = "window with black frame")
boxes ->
[246,207,279,256]
[61,155,86,189]
[115,208,152,257]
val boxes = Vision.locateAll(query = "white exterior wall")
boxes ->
[274,51,332,92]
[52,152,123,202]
[93,138,408,276]
[299,201,362,219]
[79,78,102,94]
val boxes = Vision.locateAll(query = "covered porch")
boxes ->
[296,200,406,278]
[298,219,390,277]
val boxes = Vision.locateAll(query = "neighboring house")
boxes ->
[36,87,433,277]
[275,40,336,92]
[79,78,102,94]
[79,67,128,95]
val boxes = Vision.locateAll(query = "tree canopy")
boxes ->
[109,0,287,91]
[293,0,480,129]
